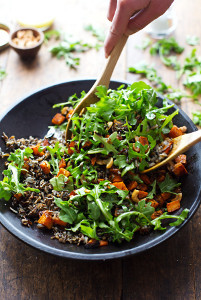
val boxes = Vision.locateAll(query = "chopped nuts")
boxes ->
[12,30,40,48]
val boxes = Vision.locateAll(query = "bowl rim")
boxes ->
[0,79,200,261]
[9,27,44,50]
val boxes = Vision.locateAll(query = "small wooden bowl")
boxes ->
[9,27,44,59]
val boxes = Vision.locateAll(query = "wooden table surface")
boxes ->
[0,0,201,299]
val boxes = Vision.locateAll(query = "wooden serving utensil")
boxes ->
[142,130,201,173]
[65,34,128,141]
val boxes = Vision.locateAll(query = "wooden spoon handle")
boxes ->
[65,34,128,140]
[95,34,128,88]
[175,129,201,153]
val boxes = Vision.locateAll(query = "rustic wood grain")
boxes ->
[0,0,201,299]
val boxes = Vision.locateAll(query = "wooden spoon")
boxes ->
[65,34,128,141]
[142,130,201,173]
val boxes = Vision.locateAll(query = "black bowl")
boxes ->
[0,79,200,260]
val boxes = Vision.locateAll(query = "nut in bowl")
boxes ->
[9,27,44,59]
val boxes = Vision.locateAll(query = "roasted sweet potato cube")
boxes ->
[175,154,187,165]
[38,211,53,229]
[151,210,163,220]
[139,136,149,146]
[140,174,151,185]
[110,174,123,183]
[40,161,51,174]
[52,113,65,125]
[31,144,45,156]
[57,168,70,177]
[138,190,148,199]
[168,125,183,138]
[161,192,171,201]
[112,181,128,190]
[167,200,181,212]
[173,162,188,176]
[149,200,159,209]
[127,181,138,190]
[53,216,67,227]
[59,158,66,169]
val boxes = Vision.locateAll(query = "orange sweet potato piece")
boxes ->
[68,141,76,155]
[53,216,67,227]
[161,192,171,201]
[155,194,165,207]
[31,144,45,156]
[110,167,121,174]
[149,200,159,209]
[112,181,128,191]
[21,161,30,174]
[91,156,97,166]
[168,125,183,138]
[151,210,163,220]
[137,183,148,191]
[83,141,92,148]
[99,240,108,247]
[127,181,138,190]
[14,193,22,200]
[52,113,65,125]
[111,174,123,183]
[40,161,51,174]
[167,200,181,212]
[157,173,166,182]
[138,190,148,199]
[69,190,77,196]
[38,211,53,229]
[139,136,149,146]
[57,168,70,177]
[175,154,187,165]
[140,174,151,185]
[59,158,66,169]
[173,162,188,176]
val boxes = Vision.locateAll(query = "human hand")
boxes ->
[104,0,174,58]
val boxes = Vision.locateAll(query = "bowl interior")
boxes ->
[0,79,200,260]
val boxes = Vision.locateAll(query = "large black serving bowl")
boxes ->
[0,79,200,260]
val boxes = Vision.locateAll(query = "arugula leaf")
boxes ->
[136,38,152,50]
[50,175,74,192]
[8,147,33,169]
[151,209,189,230]
[158,174,181,193]
[128,62,169,93]
[147,180,157,199]
[192,111,201,126]
[49,35,92,69]
[0,68,7,81]
[0,164,39,200]
[44,29,61,42]
[54,197,77,224]
[46,142,67,175]
[84,24,105,42]
[150,37,184,70]
[186,35,200,46]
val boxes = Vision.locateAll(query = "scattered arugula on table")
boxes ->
[192,111,201,126]
[149,37,184,70]
[84,24,105,42]
[186,35,200,46]
[44,29,61,43]
[0,68,7,81]
[49,35,93,69]
[136,37,152,50]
